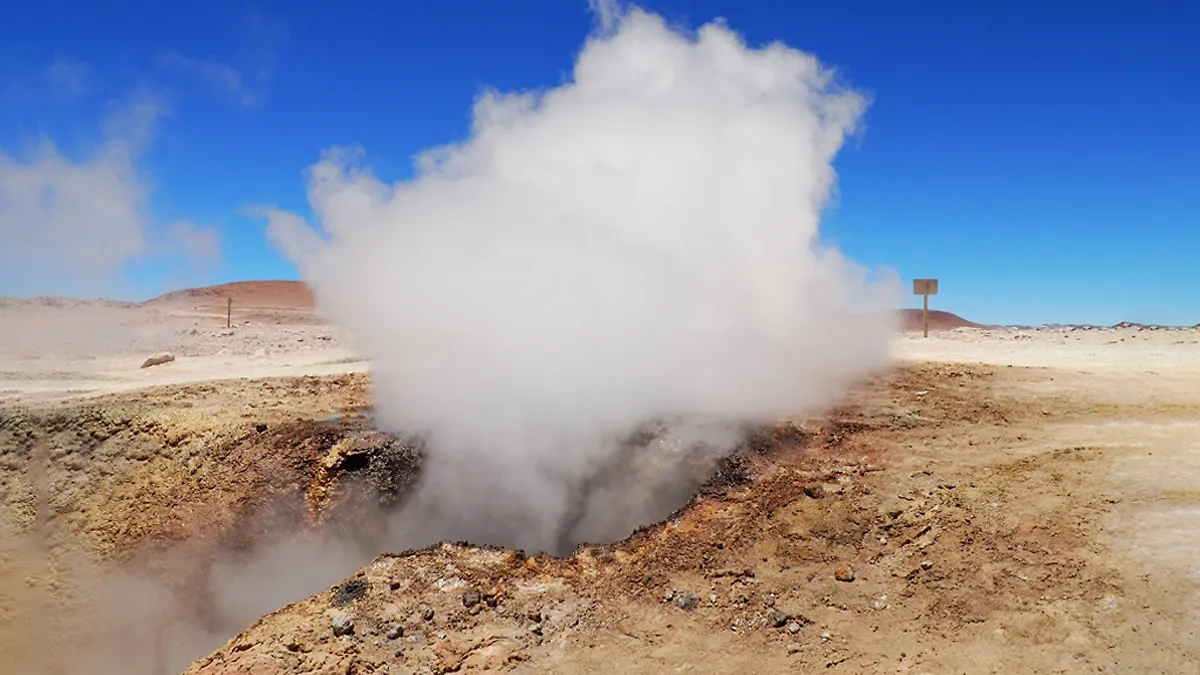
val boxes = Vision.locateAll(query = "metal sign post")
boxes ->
[912,279,939,338]
[227,297,232,329]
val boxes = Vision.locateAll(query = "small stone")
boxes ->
[484,585,504,607]
[787,621,802,634]
[787,642,802,654]
[462,588,481,608]
[768,609,789,628]
[421,606,435,622]
[834,563,855,583]
[528,610,543,623]
[663,590,674,602]
[920,560,934,570]
[140,352,175,369]
[331,613,354,637]
[672,591,698,611]
[333,578,368,606]
[386,624,404,640]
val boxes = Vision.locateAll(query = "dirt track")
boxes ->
[2,297,1199,673]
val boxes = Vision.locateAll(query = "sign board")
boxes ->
[912,278,939,296]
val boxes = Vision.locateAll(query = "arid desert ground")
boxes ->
[2,282,1199,674]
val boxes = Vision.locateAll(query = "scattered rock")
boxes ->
[834,563,856,583]
[920,560,934,570]
[462,588,482,608]
[672,591,698,611]
[483,584,504,607]
[331,613,355,637]
[663,590,674,603]
[768,609,789,628]
[139,352,175,369]
[787,621,802,634]
[332,578,368,606]
[386,624,404,640]
[421,606,435,622]
[787,642,802,654]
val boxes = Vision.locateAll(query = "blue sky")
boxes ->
[1,0,1196,325]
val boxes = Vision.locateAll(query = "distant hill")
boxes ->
[146,280,985,332]
[147,280,314,310]
[898,308,983,332]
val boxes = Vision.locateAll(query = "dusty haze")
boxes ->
[267,5,900,553]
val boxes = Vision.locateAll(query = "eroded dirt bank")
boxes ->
[0,374,423,674]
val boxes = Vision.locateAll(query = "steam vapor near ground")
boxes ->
[267,4,899,553]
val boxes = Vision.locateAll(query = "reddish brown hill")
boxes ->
[148,280,314,311]
[899,308,982,332]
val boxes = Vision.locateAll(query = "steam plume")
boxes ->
[267,7,898,552]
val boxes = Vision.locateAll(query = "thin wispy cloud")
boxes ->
[159,51,264,107]
[46,52,93,100]
[158,13,287,109]
[0,92,221,297]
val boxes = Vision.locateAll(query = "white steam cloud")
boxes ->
[267,7,898,553]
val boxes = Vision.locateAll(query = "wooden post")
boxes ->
[912,279,939,338]
[227,297,232,329]
[923,292,929,338]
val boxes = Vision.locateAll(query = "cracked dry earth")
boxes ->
[3,339,1200,674]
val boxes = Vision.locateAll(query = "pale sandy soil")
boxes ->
[4,297,1200,673]
[0,298,365,403]
[167,326,1200,675]
[896,326,1200,673]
